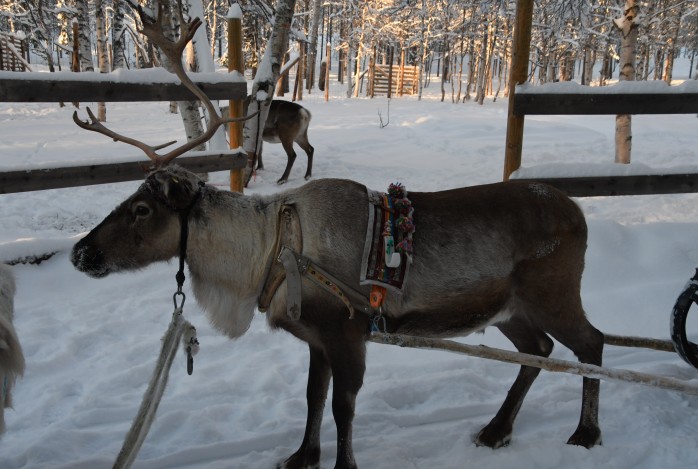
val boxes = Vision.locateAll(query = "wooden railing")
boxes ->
[503,0,698,198]
[0,71,247,194]
[507,82,698,197]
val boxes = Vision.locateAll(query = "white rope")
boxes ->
[113,309,197,469]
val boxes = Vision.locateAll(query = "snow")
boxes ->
[226,3,243,20]
[1,65,698,469]
[0,69,246,84]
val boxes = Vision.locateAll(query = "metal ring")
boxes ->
[173,291,186,310]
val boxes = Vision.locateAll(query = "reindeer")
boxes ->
[223,98,314,185]
[70,8,604,469]
[0,264,24,436]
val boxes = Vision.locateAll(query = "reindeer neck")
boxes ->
[182,189,283,338]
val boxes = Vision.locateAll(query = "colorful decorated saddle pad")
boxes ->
[360,183,415,293]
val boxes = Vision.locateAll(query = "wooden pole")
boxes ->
[71,20,80,73]
[502,0,533,181]
[227,6,244,193]
[369,333,698,396]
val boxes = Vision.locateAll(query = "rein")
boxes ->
[174,183,204,374]
[113,181,203,469]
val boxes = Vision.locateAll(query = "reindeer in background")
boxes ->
[71,6,604,469]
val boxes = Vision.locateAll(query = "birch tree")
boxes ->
[73,0,94,71]
[243,0,298,184]
[662,0,686,84]
[95,0,109,120]
[186,0,227,152]
[112,0,128,70]
[614,0,639,164]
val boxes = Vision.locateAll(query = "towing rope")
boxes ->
[113,307,198,469]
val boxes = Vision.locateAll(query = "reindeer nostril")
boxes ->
[71,242,108,277]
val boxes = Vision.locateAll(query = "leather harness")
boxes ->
[257,204,374,321]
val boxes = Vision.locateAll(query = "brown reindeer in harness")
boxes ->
[70,9,603,469]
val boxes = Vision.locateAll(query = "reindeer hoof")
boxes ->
[277,448,320,469]
[567,425,602,448]
[277,178,288,185]
[474,424,512,449]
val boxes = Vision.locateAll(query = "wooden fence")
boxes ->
[0,33,28,72]
[371,63,419,97]
[504,0,698,197]
[0,72,247,194]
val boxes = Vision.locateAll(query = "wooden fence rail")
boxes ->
[508,85,698,197]
[0,71,247,193]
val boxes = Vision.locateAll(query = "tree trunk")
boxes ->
[417,0,429,101]
[74,0,94,71]
[614,0,639,165]
[112,0,127,70]
[307,0,323,93]
[243,0,298,184]
[95,0,109,121]
[158,0,205,150]
[663,1,685,85]
[475,21,488,104]
[187,0,227,153]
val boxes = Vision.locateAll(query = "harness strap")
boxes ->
[301,254,356,319]
[258,205,303,315]
[278,247,302,319]
[258,205,381,324]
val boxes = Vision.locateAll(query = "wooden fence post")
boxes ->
[503,0,533,181]
[227,5,244,193]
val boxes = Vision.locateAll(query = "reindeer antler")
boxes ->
[74,1,254,169]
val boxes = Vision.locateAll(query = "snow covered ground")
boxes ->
[1,67,697,468]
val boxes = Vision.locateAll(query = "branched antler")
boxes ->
[74,1,254,169]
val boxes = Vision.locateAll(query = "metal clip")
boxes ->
[173,291,186,310]
[370,307,387,334]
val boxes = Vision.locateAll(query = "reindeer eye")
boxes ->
[133,203,151,218]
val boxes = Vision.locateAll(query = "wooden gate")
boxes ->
[371,63,419,97]
[0,33,28,72]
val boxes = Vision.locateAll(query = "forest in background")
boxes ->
[1,0,698,103]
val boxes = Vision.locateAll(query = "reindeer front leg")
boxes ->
[329,341,366,469]
[280,345,331,469]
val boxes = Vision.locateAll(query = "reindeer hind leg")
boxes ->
[544,311,604,448]
[277,139,297,185]
[475,315,554,449]
[296,132,314,180]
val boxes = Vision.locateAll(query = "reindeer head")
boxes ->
[71,167,205,278]
[71,4,251,277]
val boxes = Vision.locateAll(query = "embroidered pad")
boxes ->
[360,184,414,293]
